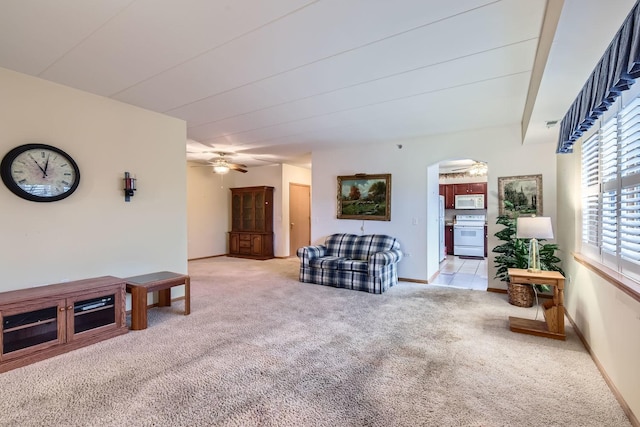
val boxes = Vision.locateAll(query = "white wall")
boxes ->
[0,68,187,295]
[186,161,229,259]
[185,163,311,258]
[311,125,558,285]
[556,141,640,420]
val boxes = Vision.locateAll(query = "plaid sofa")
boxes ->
[296,234,403,294]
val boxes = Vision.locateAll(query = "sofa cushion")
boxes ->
[351,234,399,260]
[309,256,345,270]
[324,234,359,258]
[324,234,399,260]
[337,259,369,272]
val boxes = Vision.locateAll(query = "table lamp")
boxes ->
[516,216,554,273]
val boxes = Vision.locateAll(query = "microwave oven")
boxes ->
[454,194,484,209]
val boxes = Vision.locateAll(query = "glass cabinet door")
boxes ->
[242,192,254,230]
[1,301,64,359]
[232,194,242,230]
[254,191,265,232]
[71,293,117,336]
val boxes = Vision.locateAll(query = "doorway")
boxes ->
[435,158,488,290]
[289,183,310,256]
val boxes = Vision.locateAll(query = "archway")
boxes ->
[432,158,488,291]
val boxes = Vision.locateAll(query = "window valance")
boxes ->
[557,1,640,153]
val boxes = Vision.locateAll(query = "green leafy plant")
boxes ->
[492,214,564,292]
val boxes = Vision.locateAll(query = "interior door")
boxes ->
[289,183,310,256]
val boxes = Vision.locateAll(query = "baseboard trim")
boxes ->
[188,254,226,261]
[486,287,507,294]
[399,277,428,284]
[565,311,639,426]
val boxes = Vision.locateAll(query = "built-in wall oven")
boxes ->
[453,214,486,257]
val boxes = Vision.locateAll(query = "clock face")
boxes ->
[1,144,80,202]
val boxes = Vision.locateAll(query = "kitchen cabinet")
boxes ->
[445,225,454,255]
[453,182,486,196]
[439,184,455,209]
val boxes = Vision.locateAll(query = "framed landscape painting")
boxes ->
[498,174,542,217]
[337,174,391,221]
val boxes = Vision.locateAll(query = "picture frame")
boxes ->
[498,174,542,217]
[337,174,391,221]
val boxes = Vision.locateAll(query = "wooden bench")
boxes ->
[124,271,190,330]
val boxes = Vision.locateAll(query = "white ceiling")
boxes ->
[0,0,636,168]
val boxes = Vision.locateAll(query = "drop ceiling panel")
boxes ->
[199,72,530,149]
[112,0,506,112]
[0,0,132,75]
[39,0,316,96]
[187,39,537,142]
[172,0,543,132]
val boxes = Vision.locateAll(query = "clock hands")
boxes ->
[43,154,50,176]
[28,153,48,178]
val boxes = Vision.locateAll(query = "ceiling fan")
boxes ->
[193,152,248,174]
[451,161,488,176]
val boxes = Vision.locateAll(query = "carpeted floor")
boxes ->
[0,257,631,426]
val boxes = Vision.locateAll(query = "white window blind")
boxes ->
[580,91,640,282]
[581,133,600,250]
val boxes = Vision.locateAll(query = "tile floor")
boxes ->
[432,255,488,291]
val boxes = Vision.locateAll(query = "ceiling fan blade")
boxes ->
[229,164,248,173]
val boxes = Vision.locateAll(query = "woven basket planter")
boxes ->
[507,281,534,307]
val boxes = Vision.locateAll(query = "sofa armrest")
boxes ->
[369,249,403,274]
[297,245,328,267]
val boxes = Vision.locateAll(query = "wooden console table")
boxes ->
[124,271,190,331]
[507,268,566,340]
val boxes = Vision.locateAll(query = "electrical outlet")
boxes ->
[412,217,418,225]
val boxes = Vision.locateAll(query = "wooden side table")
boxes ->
[124,271,190,330]
[507,268,566,340]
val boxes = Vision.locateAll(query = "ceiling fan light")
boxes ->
[468,162,488,176]
[213,164,229,174]
[212,158,230,174]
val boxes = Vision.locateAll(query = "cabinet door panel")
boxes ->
[229,233,239,254]
[468,183,486,194]
[445,226,454,255]
[72,294,117,335]
[232,194,242,230]
[67,288,121,341]
[251,234,263,255]
[1,300,65,360]
[444,185,455,209]
[254,191,265,232]
[242,193,254,230]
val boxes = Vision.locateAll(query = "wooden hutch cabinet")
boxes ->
[228,186,274,260]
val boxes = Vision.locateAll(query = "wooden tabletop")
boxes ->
[508,268,564,280]
[124,271,187,285]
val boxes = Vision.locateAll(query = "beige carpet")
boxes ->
[0,257,631,426]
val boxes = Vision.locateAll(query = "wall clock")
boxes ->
[1,143,80,202]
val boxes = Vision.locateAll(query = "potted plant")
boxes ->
[492,214,564,306]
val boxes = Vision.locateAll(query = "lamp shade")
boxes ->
[516,216,554,239]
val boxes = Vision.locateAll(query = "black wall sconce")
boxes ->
[124,171,136,202]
